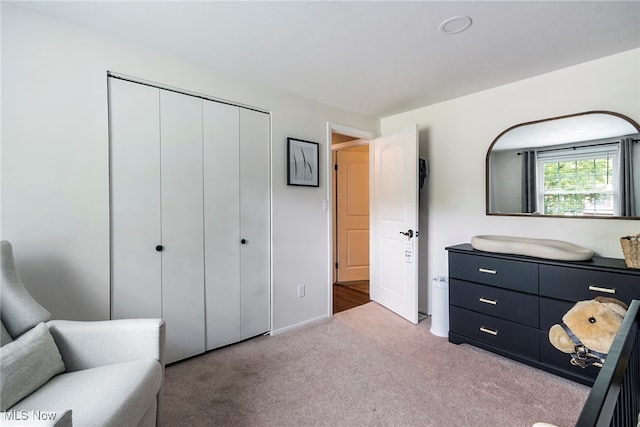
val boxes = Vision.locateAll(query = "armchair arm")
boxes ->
[46,319,165,372]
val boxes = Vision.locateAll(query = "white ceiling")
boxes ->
[9,1,640,118]
[493,113,640,151]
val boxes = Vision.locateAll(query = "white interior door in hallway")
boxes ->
[336,146,370,282]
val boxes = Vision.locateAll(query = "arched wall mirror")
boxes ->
[486,111,640,219]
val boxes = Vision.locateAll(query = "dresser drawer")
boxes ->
[449,279,538,327]
[538,330,599,381]
[449,306,539,360]
[449,252,538,293]
[539,297,574,331]
[539,264,640,303]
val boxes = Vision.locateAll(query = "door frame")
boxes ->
[326,122,377,316]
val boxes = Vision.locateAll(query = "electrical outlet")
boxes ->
[298,284,305,298]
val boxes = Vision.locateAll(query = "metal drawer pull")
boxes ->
[479,297,497,305]
[588,285,616,294]
[480,327,498,336]
[478,268,497,275]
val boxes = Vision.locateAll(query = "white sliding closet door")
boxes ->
[203,104,271,349]
[159,90,206,363]
[110,76,270,362]
[239,108,270,339]
[203,100,241,350]
[110,79,162,320]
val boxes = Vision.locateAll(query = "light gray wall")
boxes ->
[382,48,640,305]
[1,5,379,330]
[4,4,639,330]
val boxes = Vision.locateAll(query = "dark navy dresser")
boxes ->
[446,243,640,385]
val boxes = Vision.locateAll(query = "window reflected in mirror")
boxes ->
[487,111,640,219]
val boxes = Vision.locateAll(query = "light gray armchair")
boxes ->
[0,241,165,427]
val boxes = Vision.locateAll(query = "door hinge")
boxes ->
[335,262,338,269]
[334,164,338,171]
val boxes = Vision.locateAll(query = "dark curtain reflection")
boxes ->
[521,150,537,213]
[619,138,636,216]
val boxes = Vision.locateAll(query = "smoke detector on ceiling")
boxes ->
[439,16,473,35]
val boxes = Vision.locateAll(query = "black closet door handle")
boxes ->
[155,245,164,252]
[241,239,247,245]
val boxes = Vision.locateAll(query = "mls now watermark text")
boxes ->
[3,410,58,422]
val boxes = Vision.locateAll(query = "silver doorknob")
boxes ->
[399,229,414,238]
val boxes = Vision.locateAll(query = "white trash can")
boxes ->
[430,276,449,337]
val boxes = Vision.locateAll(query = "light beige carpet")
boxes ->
[164,302,589,426]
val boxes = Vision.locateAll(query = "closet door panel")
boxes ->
[160,90,205,363]
[109,79,162,320]
[239,109,271,339]
[203,100,241,350]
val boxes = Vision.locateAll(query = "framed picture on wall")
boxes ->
[287,137,319,187]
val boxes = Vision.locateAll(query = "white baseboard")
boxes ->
[269,314,329,336]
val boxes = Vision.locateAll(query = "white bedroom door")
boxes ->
[369,125,419,324]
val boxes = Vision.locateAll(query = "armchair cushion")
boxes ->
[11,359,162,427]
[1,321,12,346]
[1,241,51,337]
[47,319,165,372]
[0,323,65,411]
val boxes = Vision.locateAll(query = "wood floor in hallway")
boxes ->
[333,281,370,314]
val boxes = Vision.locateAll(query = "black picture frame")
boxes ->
[287,138,319,187]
